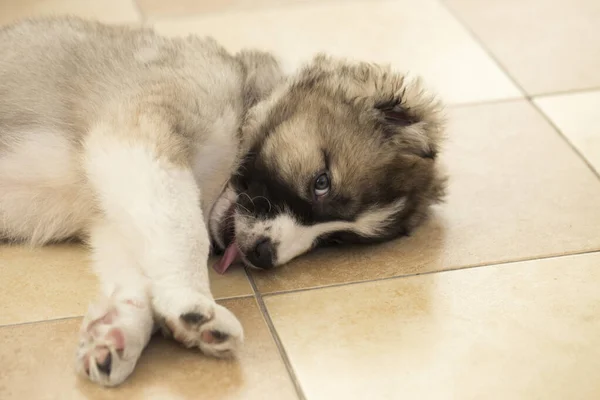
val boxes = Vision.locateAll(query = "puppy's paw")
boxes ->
[154,290,244,358]
[76,295,153,387]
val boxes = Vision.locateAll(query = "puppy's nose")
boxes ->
[247,238,274,269]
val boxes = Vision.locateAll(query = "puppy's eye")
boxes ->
[314,172,330,197]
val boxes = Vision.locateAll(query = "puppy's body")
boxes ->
[0,17,445,387]
[0,18,271,244]
[1,17,278,385]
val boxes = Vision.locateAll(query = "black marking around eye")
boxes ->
[234,144,354,225]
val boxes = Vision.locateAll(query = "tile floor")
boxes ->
[1,0,599,399]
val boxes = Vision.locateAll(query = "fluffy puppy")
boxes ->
[0,17,445,386]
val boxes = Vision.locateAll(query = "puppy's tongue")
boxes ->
[213,243,240,275]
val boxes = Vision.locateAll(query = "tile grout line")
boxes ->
[260,248,600,298]
[438,0,600,181]
[0,315,82,329]
[532,85,600,99]
[449,96,526,109]
[216,293,256,301]
[527,99,600,180]
[0,294,254,329]
[451,90,599,110]
[437,0,527,99]
[245,269,307,400]
[399,84,600,110]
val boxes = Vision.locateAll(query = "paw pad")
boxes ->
[180,312,209,325]
[201,330,229,344]
[96,352,112,376]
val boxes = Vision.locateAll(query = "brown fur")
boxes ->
[232,55,446,248]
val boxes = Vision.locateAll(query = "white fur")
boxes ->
[77,219,154,386]
[0,130,92,244]
[0,118,244,388]
[71,122,243,386]
[83,128,211,293]
[134,45,159,64]
[236,198,406,265]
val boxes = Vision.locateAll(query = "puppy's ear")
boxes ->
[372,87,444,160]
[375,98,418,128]
[293,54,445,158]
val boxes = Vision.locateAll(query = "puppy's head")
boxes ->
[211,54,446,272]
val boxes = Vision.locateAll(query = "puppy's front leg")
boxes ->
[77,219,155,387]
[84,116,243,362]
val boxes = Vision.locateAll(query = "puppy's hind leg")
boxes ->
[76,219,154,387]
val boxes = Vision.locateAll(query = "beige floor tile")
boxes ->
[0,244,97,326]
[250,100,600,293]
[0,0,141,26]
[138,0,337,18]
[0,244,253,325]
[265,252,600,400]
[446,0,600,95]
[534,90,600,174]
[0,297,298,400]
[153,0,521,105]
[208,256,255,299]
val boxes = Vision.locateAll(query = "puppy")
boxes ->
[0,17,446,386]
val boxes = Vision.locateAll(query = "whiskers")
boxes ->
[215,192,275,238]
[237,192,273,214]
